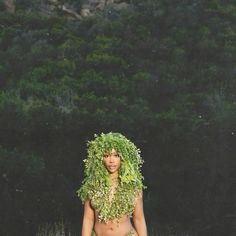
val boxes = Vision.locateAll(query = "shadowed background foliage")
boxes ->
[0,0,235,235]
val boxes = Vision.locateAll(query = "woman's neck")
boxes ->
[109,172,119,185]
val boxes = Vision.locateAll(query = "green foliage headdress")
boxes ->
[77,132,145,222]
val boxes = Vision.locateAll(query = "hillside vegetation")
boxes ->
[0,1,235,235]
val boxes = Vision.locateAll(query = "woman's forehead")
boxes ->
[103,148,118,154]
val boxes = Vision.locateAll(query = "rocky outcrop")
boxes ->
[1,0,129,19]
[61,5,82,20]
[2,0,15,13]
[81,0,129,17]
[52,0,130,19]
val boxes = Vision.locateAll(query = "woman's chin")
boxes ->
[108,168,118,174]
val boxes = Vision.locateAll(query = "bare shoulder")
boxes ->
[83,198,94,213]
[135,189,143,201]
[133,189,144,210]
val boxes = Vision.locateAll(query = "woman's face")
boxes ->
[103,148,121,174]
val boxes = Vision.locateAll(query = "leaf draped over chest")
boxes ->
[89,183,138,222]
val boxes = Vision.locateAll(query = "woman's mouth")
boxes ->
[108,165,116,169]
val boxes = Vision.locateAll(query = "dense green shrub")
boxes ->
[0,0,235,235]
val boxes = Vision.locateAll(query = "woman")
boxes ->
[77,132,147,236]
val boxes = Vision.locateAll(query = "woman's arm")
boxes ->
[133,191,148,236]
[81,199,94,236]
